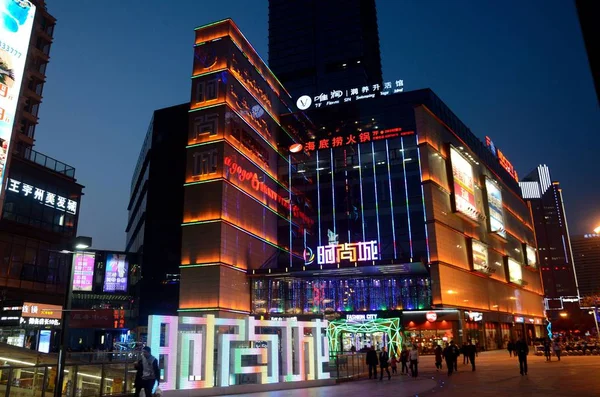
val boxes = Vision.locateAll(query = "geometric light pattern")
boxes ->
[327,317,402,356]
[147,315,330,390]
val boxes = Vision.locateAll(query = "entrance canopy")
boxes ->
[327,317,402,354]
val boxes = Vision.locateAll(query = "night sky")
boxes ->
[33,0,598,250]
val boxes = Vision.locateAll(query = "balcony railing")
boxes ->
[18,147,76,178]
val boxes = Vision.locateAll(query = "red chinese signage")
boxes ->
[485,136,518,182]
[304,127,414,153]
[224,156,314,229]
[69,309,126,329]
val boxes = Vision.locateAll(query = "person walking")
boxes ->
[451,341,459,371]
[515,337,529,376]
[553,339,562,361]
[390,354,398,375]
[507,340,515,357]
[434,344,443,371]
[467,341,477,371]
[135,346,160,397]
[366,346,378,380]
[443,342,458,376]
[379,346,391,381]
[409,344,419,378]
[461,343,469,364]
[543,339,552,362]
[400,347,409,375]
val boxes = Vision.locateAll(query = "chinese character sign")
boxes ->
[0,1,36,196]
[471,240,488,272]
[485,178,505,237]
[303,128,413,154]
[6,178,78,214]
[449,147,478,221]
[316,240,378,265]
[73,253,95,291]
[299,79,404,110]
[103,254,128,292]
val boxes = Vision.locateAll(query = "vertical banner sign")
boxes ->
[0,1,36,194]
[449,147,478,221]
[485,178,505,237]
[103,253,128,292]
[73,253,95,291]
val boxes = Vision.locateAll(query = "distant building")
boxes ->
[268,0,383,99]
[575,0,600,104]
[126,104,189,324]
[520,165,580,321]
[571,234,600,299]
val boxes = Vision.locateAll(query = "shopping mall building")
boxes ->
[142,19,546,356]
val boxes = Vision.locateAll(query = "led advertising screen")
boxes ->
[103,253,128,292]
[471,240,488,272]
[525,245,537,268]
[485,178,505,237]
[37,330,50,353]
[450,147,478,221]
[0,1,36,196]
[507,257,523,284]
[73,253,95,291]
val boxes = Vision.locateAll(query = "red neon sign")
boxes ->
[304,127,414,153]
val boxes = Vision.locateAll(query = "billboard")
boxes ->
[0,0,36,195]
[103,253,128,292]
[525,245,537,268]
[471,240,488,272]
[450,147,478,221]
[507,257,522,284]
[485,178,505,237]
[73,253,95,291]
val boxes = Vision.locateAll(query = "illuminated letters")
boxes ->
[316,240,378,265]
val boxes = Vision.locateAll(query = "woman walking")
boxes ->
[409,344,419,378]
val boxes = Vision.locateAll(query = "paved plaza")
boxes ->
[229,350,600,397]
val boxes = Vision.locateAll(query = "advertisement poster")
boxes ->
[525,245,537,268]
[507,257,522,284]
[73,253,95,291]
[472,240,488,272]
[0,1,36,195]
[485,178,505,237]
[103,253,128,292]
[450,147,478,221]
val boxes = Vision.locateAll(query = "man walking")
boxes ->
[515,337,529,376]
[135,346,160,397]
[553,338,562,361]
[443,342,458,376]
[366,346,378,380]
[467,341,477,371]
[379,346,391,381]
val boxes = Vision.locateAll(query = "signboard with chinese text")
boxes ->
[296,79,405,110]
[69,309,120,328]
[316,240,378,265]
[507,257,523,284]
[73,253,95,291]
[0,1,36,196]
[485,178,505,237]
[471,240,489,273]
[485,136,518,182]
[6,178,78,214]
[22,302,62,319]
[103,253,128,292]
[304,128,414,153]
[450,147,478,221]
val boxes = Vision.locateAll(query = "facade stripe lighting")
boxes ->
[416,138,430,263]
[316,150,322,246]
[400,137,414,258]
[331,148,336,236]
[371,142,381,248]
[358,144,366,240]
[386,140,397,259]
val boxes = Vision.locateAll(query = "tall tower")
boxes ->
[268,0,383,100]
[520,165,580,322]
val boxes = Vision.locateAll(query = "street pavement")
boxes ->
[228,350,600,397]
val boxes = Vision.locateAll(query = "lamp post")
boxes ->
[54,236,92,397]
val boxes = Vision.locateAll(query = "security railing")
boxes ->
[329,353,369,380]
[0,362,136,397]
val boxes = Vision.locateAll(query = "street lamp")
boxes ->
[54,236,92,397]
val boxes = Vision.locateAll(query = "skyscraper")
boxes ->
[571,234,600,298]
[520,165,580,321]
[268,0,383,100]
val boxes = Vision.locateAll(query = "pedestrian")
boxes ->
[379,346,391,381]
[543,339,552,362]
[135,346,160,397]
[468,341,477,371]
[400,347,409,375]
[366,346,378,380]
[390,354,398,374]
[515,337,529,376]
[409,344,419,378]
[434,344,443,371]
[461,342,469,364]
[553,339,562,361]
[350,344,356,353]
[443,342,458,376]
[451,341,459,371]
[507,340,515,357]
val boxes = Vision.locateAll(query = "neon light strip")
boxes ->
[331,148,336,236]
[400,137,414,259]
[182,218,301,258]
[186,138,225,149]
[357,145,366,240]
[415,136,430,263]
[316,150,322,246]
[371,142,381,249]
[180,262,247,273]
[191,67,228,79]
[188,102,224,113]
[385,140,397,259]
[178,307,249,314]
[289,155,293,268]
